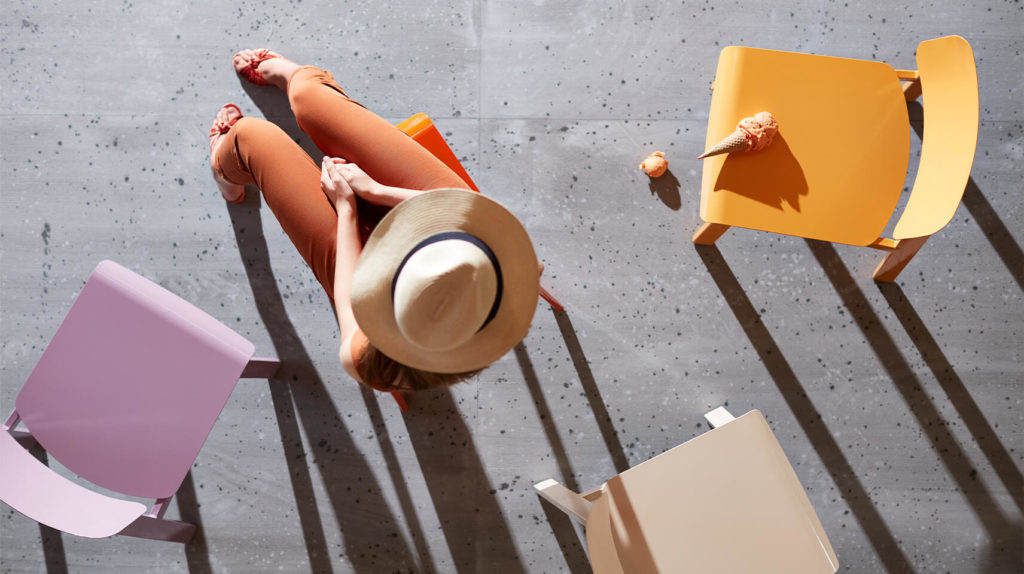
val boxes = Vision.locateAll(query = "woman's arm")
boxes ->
[360,183,428,208]
[321,157,365,381]
[326,158,427,208]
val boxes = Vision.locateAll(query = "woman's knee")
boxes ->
[231,117,299,163]
[232,116,287,147]
[229,117,311,181]
[289,74,351,128]
[289,85,325,128]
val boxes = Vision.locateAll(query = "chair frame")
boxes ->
[1,261,280,543]
[533,407,738,525]
[534,406,838,573]
[694,36,978,283]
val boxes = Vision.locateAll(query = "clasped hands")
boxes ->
[323,156,548,280]
[320,156,384,206]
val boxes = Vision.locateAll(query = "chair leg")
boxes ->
[534,479,593,525]
[703,406,736,429]
[240,356,281,379]
[692,222,730,245]
[149,497,173,519]
[539,285,564,312]
[391,391,410,413]
[902,80,922,102]
[118,515,196,543]
[3,410,37,448]
[872,236,930,282]
[896,69,921,102]
[8,429,37,449]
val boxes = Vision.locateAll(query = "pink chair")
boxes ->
[0,260,280,543]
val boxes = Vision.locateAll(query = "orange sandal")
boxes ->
[209,103,246,204]
[234,49,281,86]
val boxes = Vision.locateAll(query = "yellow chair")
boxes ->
[693,36,978,282]
[534,408,838,573]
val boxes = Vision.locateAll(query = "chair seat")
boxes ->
[0,430,147,539]
[700,47,909,246]
[15,260,255,499]
[586,411,838,573]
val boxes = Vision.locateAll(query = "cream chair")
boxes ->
[534,408,838,573]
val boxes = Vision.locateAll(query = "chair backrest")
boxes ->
[396,113,480,192]
[0,429,147,538]
[893,36,978,239]
[15,261,255,499]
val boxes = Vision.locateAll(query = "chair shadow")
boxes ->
[226,198,417,572]
[357,385,438,573]
[401,390,527,574]
[604,478,658,573]
[175,471,213,574]
[713,134,807,212]
[961,178,1023,291]
[38,524,67,574]
[24,418,212,573]
[958,178,1024,290]
[28,450,69,574]
[536,499,592,574]
[552,311,631,474]
[695,244,915,573]
[648,169,682,211]
[877,282,1024,513]
[807,240,1023,570]
[906,101,1024,291]
[514,343,580,492]
[514,342,592,574]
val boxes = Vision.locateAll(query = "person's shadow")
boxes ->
[226,196,418,572]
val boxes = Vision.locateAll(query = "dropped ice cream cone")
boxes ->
[697,130,748,159]
[640,151,669,177]
[698,111,778,159]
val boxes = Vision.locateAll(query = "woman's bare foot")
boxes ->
[233,49,301,90]
[209,104,246,203]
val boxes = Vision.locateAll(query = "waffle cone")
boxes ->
[698,129,749,159]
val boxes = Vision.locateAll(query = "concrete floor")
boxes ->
[1,1,1021,573]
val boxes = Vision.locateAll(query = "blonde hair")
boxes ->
[359,342,483,391]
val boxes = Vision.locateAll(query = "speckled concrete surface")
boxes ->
[1,1,1021,573]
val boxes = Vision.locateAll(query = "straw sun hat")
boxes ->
[351,188,539,373]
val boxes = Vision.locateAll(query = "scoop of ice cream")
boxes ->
[640,151,669,177]
[736,111,778,151]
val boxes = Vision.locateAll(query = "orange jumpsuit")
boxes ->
[213,66,470,300]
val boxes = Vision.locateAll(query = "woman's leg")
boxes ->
[212,115,338,299]
[287,66,470,191]
[232,50,470,191]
